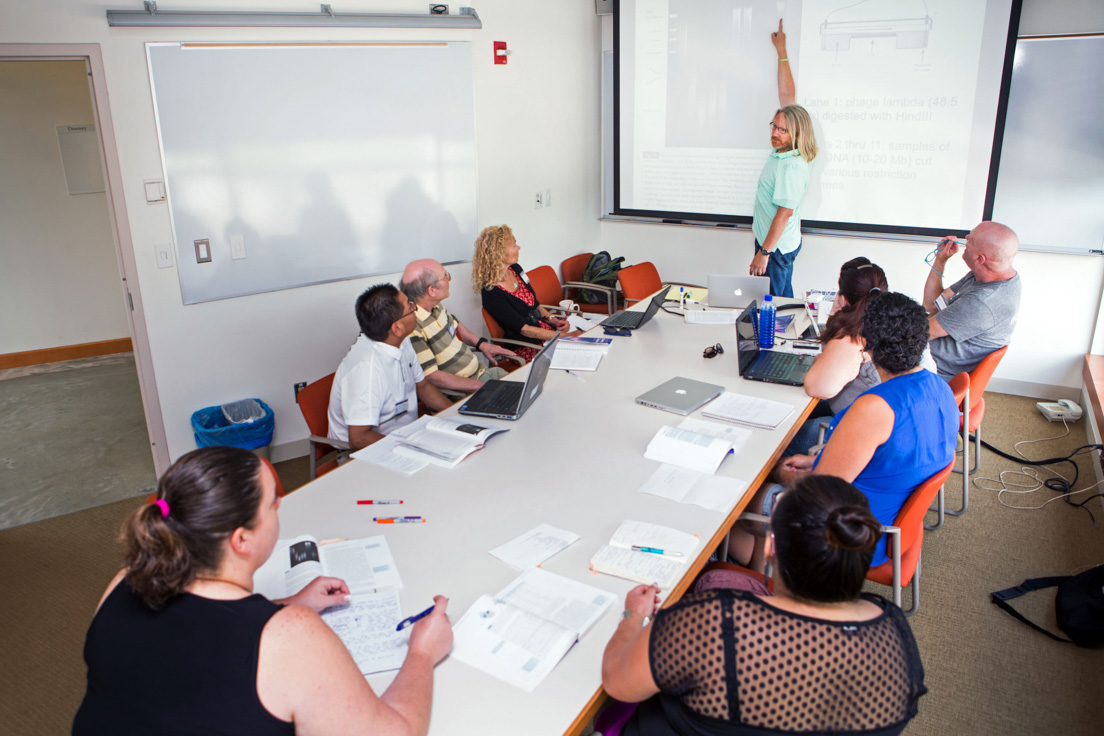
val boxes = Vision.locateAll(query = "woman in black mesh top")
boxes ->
[601,475,926,736]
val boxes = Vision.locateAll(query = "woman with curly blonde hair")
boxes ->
[472,224,576,361]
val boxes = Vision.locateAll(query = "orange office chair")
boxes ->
[559,253,619,315]
[480,309,539,363]
[617,261,702,306]
[526,266,571,311]
[867,459,956,616]
[146,456,286,503]
[296,373,350,480]
[926,372,970,531]
[948,346,1008,516]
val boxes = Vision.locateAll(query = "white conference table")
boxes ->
[277,293,816,736]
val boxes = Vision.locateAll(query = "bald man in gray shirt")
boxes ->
[922,221,1020,379]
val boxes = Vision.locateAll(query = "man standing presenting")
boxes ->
[923,221,1021,379]
[400,259,518,394]
[328,283,453,451]
[749,20,818,298]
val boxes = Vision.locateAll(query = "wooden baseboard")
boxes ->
[0,338,133,370]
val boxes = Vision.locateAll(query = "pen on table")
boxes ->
[358,499,403,505]
[395,604,436,631]
[632,545,683,557]
[564,369,585,381]
[374,516,425,524]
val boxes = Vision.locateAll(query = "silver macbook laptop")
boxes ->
[635,377,725,415]
[707,275,772,309]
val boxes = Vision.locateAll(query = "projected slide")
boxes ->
[617,0,1019,233]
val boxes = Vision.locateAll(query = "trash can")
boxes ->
[191,398,275,459]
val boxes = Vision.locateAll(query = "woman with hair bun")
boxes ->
[602,475,927,736]
[74,446,452,736]
[731,292,958,571]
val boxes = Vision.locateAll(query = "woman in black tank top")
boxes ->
[74,447,453,736]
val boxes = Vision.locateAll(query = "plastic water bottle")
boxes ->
[758,294,776,349]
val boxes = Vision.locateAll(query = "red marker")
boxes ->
[357,500,403,505]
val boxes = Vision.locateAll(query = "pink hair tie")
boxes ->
[154,499,171,519]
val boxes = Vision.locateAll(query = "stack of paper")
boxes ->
[550,337,611,371]
[451,568,615,691]
[645,425,733,474]
[589,520,700,589]
[488,524,581,570]
[253,535,412,675]
[684,310,738,325]
[702,391,794,430]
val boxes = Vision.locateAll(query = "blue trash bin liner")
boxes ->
[191,398,274,451]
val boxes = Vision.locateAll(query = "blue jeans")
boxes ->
[754,240,801,298]
[782,415,835,458]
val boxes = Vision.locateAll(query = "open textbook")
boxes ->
[252,535,403,599]
[550,337,611,372]
[451,568,614,692]
[253,535,410,675]
[390,416,509,468]
[590,520,700,589]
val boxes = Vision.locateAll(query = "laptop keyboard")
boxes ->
[602,311,641,328]
[756,351,798,379]
[479,382,524,413]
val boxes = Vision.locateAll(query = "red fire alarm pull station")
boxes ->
[494,41,508,65]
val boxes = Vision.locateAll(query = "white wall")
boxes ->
[0,0,602,461]
[0,59,129,354]
[598,0,1104,401]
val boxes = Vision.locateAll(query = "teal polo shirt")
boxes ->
[752,148,810,255]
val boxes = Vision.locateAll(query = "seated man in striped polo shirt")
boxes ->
[400,259,518,394]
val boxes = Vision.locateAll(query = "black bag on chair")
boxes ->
[991,564,1104,648]
[579,251,625,304]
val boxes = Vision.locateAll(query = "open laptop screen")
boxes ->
[735,301,760,375]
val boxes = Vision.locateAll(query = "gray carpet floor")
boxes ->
[0,392,1101,735]
[0,354,157,530]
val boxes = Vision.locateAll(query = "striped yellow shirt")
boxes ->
[410,303,483,379]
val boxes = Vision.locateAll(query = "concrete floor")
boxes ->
[0,354,157,530]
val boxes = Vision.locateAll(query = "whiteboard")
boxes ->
[147,42,478,304]
[991,35,1104,254]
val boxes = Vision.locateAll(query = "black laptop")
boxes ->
[735,301,814,386]
[458,335,557,420]
[600,291,667,330]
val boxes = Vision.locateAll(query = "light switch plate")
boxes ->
[143,178,165,203]
[155,243,174,269]
[230,235,246,260]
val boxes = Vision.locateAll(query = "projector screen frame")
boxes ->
[611,0,1025,240]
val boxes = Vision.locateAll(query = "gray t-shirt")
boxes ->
[930,272,1020,377]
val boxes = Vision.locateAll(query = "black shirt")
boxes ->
[73,580,294,736]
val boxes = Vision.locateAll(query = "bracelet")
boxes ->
[778,58,789,62]
[475,337,487,350]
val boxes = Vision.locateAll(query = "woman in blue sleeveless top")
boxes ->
[730,292,958,569]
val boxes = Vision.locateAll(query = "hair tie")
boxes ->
[154,499,170,519]
[869,286,881,293]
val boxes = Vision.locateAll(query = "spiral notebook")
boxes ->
[700,391,794,430]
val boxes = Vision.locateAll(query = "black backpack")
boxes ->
[579,251,625,304]
[991,564,1104,648]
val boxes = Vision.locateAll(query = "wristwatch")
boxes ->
[475,337,488,350]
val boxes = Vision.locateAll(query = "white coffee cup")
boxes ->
[559,299,581,312]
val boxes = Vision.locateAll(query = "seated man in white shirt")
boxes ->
[328,283,453,451]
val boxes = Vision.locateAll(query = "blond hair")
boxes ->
[471,224,514,293]
[779,104,818,162]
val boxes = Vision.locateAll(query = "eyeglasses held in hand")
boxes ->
[703,343,724,359]
[924,238,960,277]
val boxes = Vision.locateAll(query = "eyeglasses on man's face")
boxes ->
[435,270,452,285]
[769,121,789,135]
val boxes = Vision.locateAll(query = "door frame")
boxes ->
[0,43,170,475]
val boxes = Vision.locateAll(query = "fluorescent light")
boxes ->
[107,3,482,29]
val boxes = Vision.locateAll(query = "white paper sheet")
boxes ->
[489,524,581,570]
[637,464,750,513]
[321,590,408,675]
[684,309,738,324]
[677,417,753,454]
[352,435,429,474]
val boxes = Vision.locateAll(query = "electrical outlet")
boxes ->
[294,381,307,401]
[534,191,543,209]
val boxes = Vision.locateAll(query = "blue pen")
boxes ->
[632,545,684,557]
[396,604,436,631]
